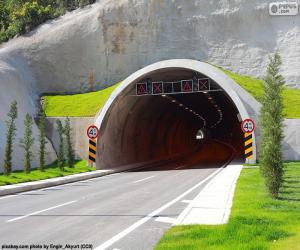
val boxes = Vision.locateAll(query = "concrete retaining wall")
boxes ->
[46,117,95,161]
[44,116,300,167]
[283,119,300,161]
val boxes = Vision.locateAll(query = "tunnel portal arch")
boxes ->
[95,60,257,169]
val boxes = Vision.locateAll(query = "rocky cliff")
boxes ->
[0,0,299,170]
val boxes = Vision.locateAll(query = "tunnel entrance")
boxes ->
[95,60,256,170]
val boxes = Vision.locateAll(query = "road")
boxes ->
[0,158,227,250]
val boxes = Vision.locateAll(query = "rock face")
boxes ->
[0,0,299,170]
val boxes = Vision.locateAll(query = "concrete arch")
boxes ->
[95,59,257,166]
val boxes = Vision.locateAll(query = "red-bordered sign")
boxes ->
[87,125,99,139]
[241,119,256,133]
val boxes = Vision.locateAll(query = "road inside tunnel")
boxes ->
[96,68,245,171]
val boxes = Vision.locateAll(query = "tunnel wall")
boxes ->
[95,60,258,168]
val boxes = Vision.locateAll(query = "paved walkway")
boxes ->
[176,164,243,225]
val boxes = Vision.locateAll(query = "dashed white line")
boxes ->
[131,176,155,184]
[95,167,224,250]
[7,200,77,223]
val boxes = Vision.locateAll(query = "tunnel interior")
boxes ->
[97,68,244,170]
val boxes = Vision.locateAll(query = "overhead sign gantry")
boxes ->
[136,78,213,96]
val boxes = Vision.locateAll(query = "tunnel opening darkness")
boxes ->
[97,68,244,170]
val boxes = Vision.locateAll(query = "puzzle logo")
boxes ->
[269,1,298,15]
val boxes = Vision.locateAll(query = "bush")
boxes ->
[0,0,96,43]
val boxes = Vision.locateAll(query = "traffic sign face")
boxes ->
[181,80,193,92]
[198,79,209,90]
[152,82,163,94]
[136,83,148,95]
[87,125,99,139]
[241,119,255,133]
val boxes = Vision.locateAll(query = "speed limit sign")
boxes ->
[241,119,255,133]
[87,125,99,139]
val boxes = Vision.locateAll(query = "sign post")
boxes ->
[87,125,99,167]
[241,119,255,162]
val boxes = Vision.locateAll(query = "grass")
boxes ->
[221,68,264,101]
[0,160,95,186]
[222,68,300,118]
[41,83,120,117]
[155,162,300,250]
[41,68,300,118]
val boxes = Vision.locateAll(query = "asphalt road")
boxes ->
[0,159,227,250]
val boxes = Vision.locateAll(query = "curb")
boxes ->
[0,170,115,197]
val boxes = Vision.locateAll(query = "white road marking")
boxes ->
[181,199,192,204]
[7,200,77,223]
[0,195,17,200]
[131,176,155,184]
[95,167,224,250]
[0,172,125,199]
[155,216,177,224]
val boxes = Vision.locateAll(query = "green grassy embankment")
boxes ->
[222,68,300,118]
[155,162,300,250]
[0,160,95,186]
[41,83,120,117]
[41,69,300,118]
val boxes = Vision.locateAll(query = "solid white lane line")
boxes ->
[95,167,224,250]
[7,200,77,223]
[131,176,155,184]
[155,216,177,224]
[181,199,192,204]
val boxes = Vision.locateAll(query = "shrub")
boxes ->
[20,114,35,174]
[259,52,285,199]
[3,101,18,176]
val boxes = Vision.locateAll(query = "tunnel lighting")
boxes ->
[172,100,176,103]
[179,104,183,107]
[185,107,188,110]
[196,129,205,140]
[161,94,166,97]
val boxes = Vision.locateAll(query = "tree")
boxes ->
[3,101,18,176]
[20,114,35,174]
[38,110,47,171]
[0,0,96,43]
[64,117,75,168]
[259,52,285,199]
[56,119,65,171]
